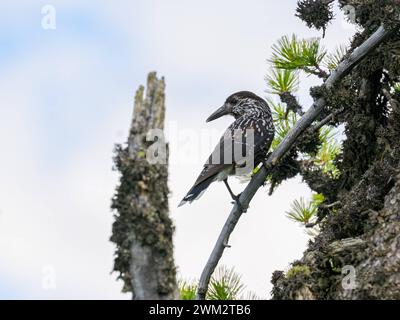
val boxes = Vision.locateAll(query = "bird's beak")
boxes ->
[206,104,230,123]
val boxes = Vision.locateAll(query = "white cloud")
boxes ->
[0,31,130,299]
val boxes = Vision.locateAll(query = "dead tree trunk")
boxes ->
[111,72,179,300]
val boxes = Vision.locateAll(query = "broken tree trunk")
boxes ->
[111,72,179,300]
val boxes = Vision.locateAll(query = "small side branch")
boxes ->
[310,107,345,132]
[303,65,329,79]
[196,25,396,300]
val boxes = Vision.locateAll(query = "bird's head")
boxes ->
[206,91,268,122]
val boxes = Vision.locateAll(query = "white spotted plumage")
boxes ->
[179,91,275,207]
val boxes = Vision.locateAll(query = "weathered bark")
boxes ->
[273,91,400,299]
[271,1,400,300]
[272,161,400,300]
[111,72,179,300]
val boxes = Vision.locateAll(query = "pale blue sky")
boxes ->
[0,1,355,299]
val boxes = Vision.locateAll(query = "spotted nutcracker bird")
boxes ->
[179,91,275,209]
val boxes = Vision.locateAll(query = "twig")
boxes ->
[320,201,341,209]
[305,222,318,228]
[328,237,366,255]
[315,65,330,79]
[303,66,329,79]
[196,25,396,300]
[310,107,345,132]
[305,201,341,229]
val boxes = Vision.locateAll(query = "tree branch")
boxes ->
[196,25,396,300]
[303,65,329,79]
[309,107,345,132]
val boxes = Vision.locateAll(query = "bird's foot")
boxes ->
[231,193,247,213]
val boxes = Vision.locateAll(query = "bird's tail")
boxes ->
[178,177,214,207]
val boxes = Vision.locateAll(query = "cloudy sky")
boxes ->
[0,1,356,299]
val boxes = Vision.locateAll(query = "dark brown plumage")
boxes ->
[179,91,274,207]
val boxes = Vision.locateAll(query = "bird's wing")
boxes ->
[192,138,233,187]
[193,116,274,187]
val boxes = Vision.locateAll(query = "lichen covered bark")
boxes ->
[271,0,400,300]
[272,165,400,300]
[111,72,178,299]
